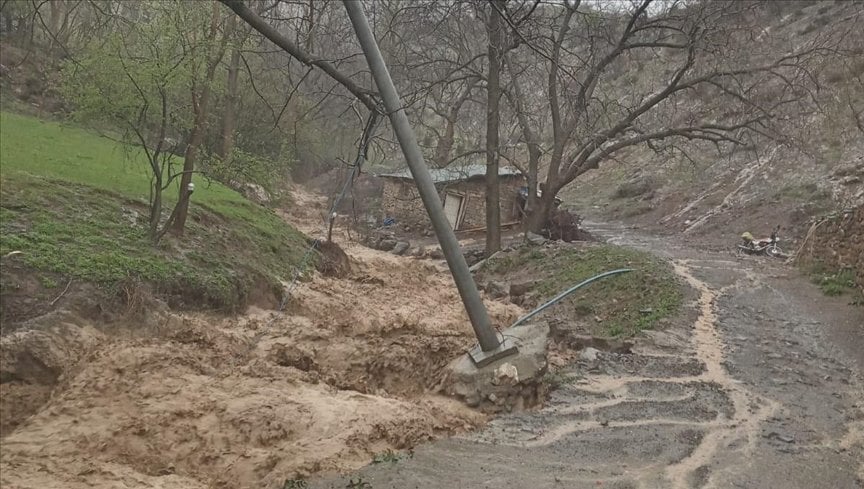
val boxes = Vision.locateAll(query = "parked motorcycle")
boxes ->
[737,226,785,258]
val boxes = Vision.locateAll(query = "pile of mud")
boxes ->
[0,239,522,488]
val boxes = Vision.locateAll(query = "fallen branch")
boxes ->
[50,279,73,306]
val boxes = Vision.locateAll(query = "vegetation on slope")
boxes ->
[0,112,309,321]
[483,243,684,338]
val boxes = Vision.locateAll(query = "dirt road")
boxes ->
[312,222,864,489]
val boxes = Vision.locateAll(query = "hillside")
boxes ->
[564,1,864,250]
[0,111,310,326]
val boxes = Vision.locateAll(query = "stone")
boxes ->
[579,347,600,362]
[509,281,535,298]
[240,183,271,204]
[392,241,410,255]
[526,232,547,245]
[429,248,445,260]
[492,363,519,386]
[378,239,397,251]
[442,321,549,412]
[469,251,502,273]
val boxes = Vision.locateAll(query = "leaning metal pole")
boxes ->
[344,0,502,353]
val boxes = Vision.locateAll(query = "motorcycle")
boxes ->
[737,226,785,258]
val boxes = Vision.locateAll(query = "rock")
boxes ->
[509,281,535,298]
[492,363,519,386]
[429,248,445,260]
[443,322,549,413]
[485,281,510,299]
[239,183,271,204]
[841,175,861,185]
[639,308,654,315]
[526,232,547,245]
[378,239,397,251]
[392,241,410,255]
[469,251,502,273]
[579,347,600,362]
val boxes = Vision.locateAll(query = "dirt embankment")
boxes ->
[794,205,864,294]
[0,195,522,488]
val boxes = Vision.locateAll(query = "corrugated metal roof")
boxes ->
[378,164,522,184]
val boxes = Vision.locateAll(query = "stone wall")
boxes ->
[795,206,863,296]
[380,176,525,232]
[380,179,429,230]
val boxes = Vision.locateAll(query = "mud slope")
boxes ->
[0,195,522,488]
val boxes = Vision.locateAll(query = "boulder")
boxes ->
[526,232,547,245]
[392,241,410,255]
[378,239,397,251]
[579,347,600,362]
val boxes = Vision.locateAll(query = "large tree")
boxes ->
[500,0,831,232]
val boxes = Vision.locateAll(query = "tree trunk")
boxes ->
[218,16,240,161]
[525,147,540,218]
[171,4,229,235]
[172,107,208,234]
[433,117,455,167]
[484,0,505,255]
[149,182,163,242]
[526,191,555,234]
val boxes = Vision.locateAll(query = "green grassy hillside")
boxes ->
[0,112,309,321]
[482,243,684,338]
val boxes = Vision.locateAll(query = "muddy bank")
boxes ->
[0,238,521,488]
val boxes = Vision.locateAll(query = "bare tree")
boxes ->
[485,0,506,253]
[500,0,833,232]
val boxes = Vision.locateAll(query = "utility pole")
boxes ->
[344,0,510,358]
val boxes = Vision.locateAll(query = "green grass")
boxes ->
[0,111,309,313]
[807,263,857,297]
[486,243,683,338]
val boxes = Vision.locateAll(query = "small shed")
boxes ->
[378,164,526,231]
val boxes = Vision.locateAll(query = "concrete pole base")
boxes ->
[467,339,519,368]
[443,321,549,413]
